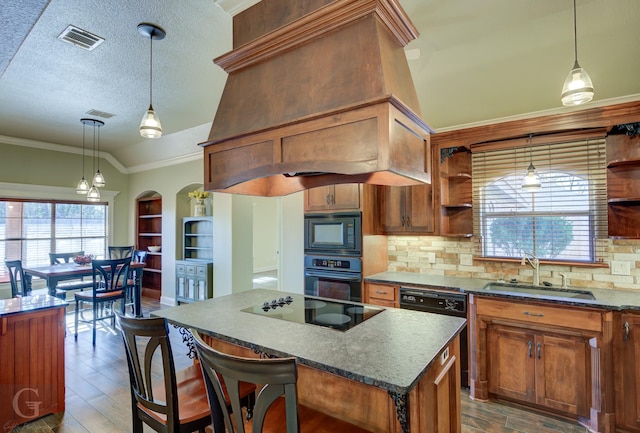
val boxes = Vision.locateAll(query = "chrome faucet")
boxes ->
[521,252,540,286]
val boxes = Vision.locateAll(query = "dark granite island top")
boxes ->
[0,294,67,317]
[153,288,466,433]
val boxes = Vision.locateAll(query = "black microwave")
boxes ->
[304,212,362,256]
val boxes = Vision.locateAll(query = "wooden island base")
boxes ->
[201,334,462,433]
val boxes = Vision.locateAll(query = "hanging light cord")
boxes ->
[81,123,86,176]
[572,0,578,65]
[149,32,154,106]
[92,123,96,180]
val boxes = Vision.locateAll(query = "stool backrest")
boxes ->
[192,329,300,433]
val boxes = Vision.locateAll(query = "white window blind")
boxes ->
[0,200,108,282]
[471,132,608,264]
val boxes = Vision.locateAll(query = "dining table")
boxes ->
[22,261,146,317]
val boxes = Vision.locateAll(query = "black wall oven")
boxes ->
[304,255,362,302]
[304,212,361,256]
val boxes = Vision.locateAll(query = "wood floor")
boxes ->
[12,296,588,433]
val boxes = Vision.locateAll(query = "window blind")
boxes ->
[471,133,607,263]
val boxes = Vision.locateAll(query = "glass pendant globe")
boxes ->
[76,177,90,194]
[93,170,105,188]
[522,163,541,193]
[87,186,101,202]
[561,64,594,106]
[140,105,162,138]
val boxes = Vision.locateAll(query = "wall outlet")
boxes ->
[612,260,631,276]
[427,252,436,264]
[460,254,473,266]
[441,347,449,365]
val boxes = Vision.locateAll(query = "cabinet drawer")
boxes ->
[196,265,208,277]
[368,283,397,301]
[176,263,185,274]
[476,297,603,332]
[186,264,196,275]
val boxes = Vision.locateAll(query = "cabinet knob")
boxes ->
[523,311,544,317]
[528,341,532,358]
[537,342,541,359]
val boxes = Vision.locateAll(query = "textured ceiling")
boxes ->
[0,0,639,171]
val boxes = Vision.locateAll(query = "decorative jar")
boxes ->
[193,199,206,217]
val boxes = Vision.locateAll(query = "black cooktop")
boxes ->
[241,294,384,331]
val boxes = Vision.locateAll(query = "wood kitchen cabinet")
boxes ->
[364,282,398,308]
[615,311,640,432]
[469,295,615,432]
[379,184,434,234]
[606,133,640,238]
[304,183,361,212]
[487,324,589,417]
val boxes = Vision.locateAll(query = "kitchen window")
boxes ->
[471,131,607,264]
[0,199,108,282]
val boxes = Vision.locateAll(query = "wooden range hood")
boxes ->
[201,0,433,196]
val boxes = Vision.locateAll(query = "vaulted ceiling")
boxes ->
[1,0,639,171]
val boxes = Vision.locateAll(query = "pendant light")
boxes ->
[522,134,541,193]
[92,117,105,187]
[76,119,90,194]
[138,22,166,139]
[560,0,594,106]
[82,118,104,202]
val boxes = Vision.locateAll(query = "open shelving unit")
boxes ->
[136,196,162,298]
[606,132,640,238]
[176,216,213,304]
[439,146,473,237]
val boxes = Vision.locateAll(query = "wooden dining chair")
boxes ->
[108,245,135,259]
[49,251,85,265]
[74,257,131,346]
[191,329,373,433]
[116,315,256,433]
[5,259,28,297]
[124,250,148,315]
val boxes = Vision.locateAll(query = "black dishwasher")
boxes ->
[399,287,469,388]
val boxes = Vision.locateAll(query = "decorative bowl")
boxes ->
[73,255,92,265]
[147,246,161,253]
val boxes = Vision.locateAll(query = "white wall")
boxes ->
[253,196,279,272]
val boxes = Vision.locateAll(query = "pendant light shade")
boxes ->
[92,118,105,187]
[561,0,593,106]
[138,23,166,139]
[522,134,541,193]
[80,118,104,202]
[76,177,90,194]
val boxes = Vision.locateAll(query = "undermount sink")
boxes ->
[481,282,595,301]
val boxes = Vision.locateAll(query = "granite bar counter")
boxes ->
[153,288,466,433]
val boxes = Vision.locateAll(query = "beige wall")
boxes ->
[387,236,640,291]
[0,140,130,246]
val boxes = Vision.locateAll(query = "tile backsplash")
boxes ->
[387,236,640,292]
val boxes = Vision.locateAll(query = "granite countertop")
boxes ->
[0,294,68,317]
[152,288,466,395]
[366,271,640,310]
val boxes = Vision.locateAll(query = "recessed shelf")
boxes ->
[608,198,640,204]
[441,203,472,209]
[607,158,640,168]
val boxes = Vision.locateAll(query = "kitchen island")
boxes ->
[0,295,67,431]
[153,288,466,433]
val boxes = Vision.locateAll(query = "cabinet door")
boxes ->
[305,186,333,211]
[488,325,536,403]
[331,184,360,210]
[620,313,640,430]
[535,334,590,417]
[405,184,434,234]
[379,186,406,233]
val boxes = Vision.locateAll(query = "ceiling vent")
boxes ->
[86,109,114,119]
[57,25,104,51]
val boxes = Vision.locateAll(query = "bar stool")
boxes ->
[191,329,373,433]
[117,315,255,433]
